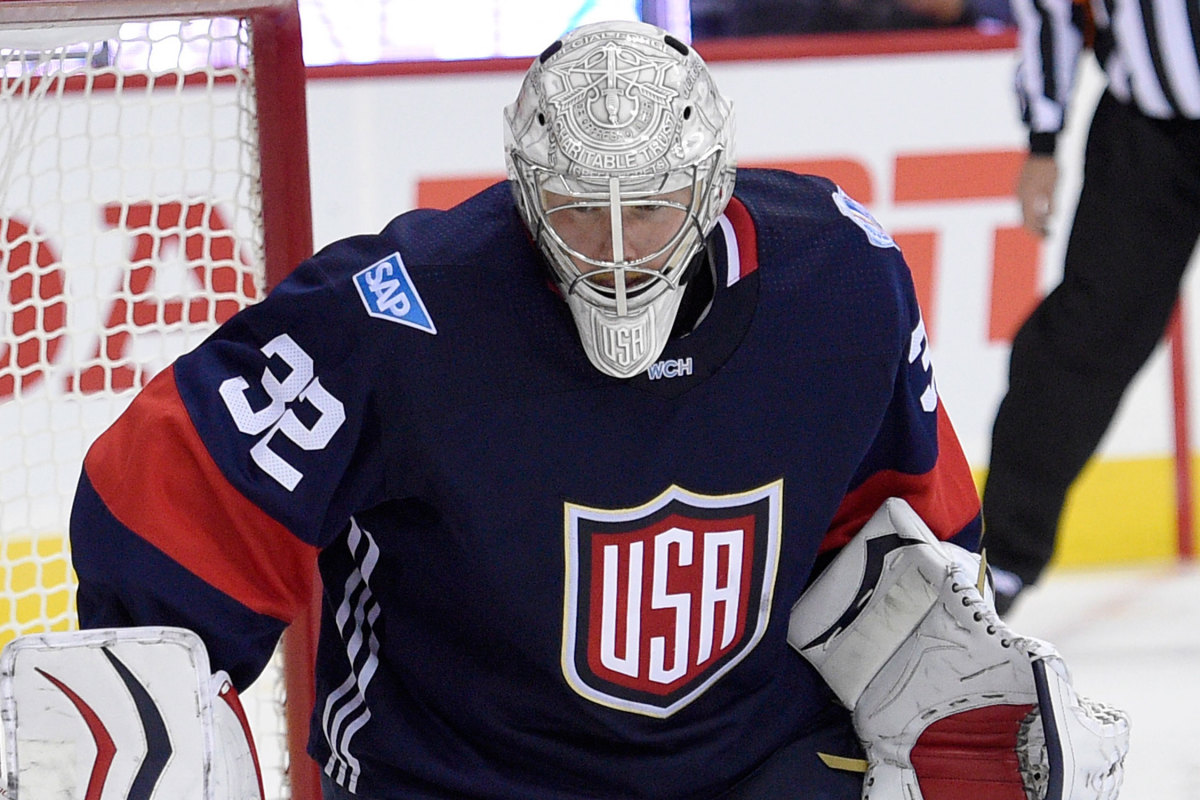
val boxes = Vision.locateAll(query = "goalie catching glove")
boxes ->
[788,498,1129,800]
[0,626,263,800]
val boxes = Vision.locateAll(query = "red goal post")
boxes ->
[0,1,320,798]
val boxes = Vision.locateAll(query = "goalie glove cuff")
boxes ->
[788,498,1130,800]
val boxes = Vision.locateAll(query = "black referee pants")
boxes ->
[983,90,1200,584]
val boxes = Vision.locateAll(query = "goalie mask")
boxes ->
[504,21,736,378]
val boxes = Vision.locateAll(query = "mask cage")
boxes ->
[511,147,727,317]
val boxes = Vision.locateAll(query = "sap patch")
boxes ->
[353,252,437,334]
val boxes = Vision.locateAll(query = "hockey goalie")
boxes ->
[0,627,262,800]
[789,498,1130,800]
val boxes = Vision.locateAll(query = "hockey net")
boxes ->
[0,1,318,798]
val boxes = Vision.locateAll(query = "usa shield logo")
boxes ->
[562,480,783,717]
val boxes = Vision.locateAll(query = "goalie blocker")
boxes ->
[788,498,1129,800]
[0,627,263,800]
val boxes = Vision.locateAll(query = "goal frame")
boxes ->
[0,1,321,798]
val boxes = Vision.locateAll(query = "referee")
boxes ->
[983,0,1200,612]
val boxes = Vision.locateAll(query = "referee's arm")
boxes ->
[1010,0,1087,155]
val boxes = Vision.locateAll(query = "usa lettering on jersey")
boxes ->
[561,481,783,718]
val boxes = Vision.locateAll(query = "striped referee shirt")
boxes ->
[1012,0,1200,152]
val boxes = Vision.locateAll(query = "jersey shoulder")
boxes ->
[384,181,529,271]
[730,168,917,357]
[246,182,534,345]
[732,168,896,252]
[308,181,527,285]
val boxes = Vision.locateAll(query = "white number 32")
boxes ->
[218,333,346,491]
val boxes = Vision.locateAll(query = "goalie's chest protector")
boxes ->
[219,173,931,796]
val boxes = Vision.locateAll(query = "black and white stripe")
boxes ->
[322,517,382,795]
[1013,0,1200,138]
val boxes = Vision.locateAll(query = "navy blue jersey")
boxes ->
[72,169,981,799]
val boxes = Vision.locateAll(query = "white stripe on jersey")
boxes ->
[717,214,742,288]
[322,517,382,794]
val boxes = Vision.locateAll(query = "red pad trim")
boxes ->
[217,680,266,800]
[722,197,759,280]
[36,667,117,800]
[822,405,980,552]
[910,703,1036,800]
[85,366,318,622]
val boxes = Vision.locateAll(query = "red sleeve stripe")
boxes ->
[719,197,759,285]
[84,366,318,622]
[821,404,981,552]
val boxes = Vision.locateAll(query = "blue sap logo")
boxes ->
[353,252,437,334]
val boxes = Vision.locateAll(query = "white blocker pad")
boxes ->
[788,498,1129,800]
[0,626,262,800]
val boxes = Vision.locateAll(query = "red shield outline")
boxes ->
[562,480,783,717]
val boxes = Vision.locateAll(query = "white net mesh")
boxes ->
[1,15,292,799]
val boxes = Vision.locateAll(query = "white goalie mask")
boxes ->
[504,20,736,378]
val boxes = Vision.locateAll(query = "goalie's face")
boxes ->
[541,185,695,296]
